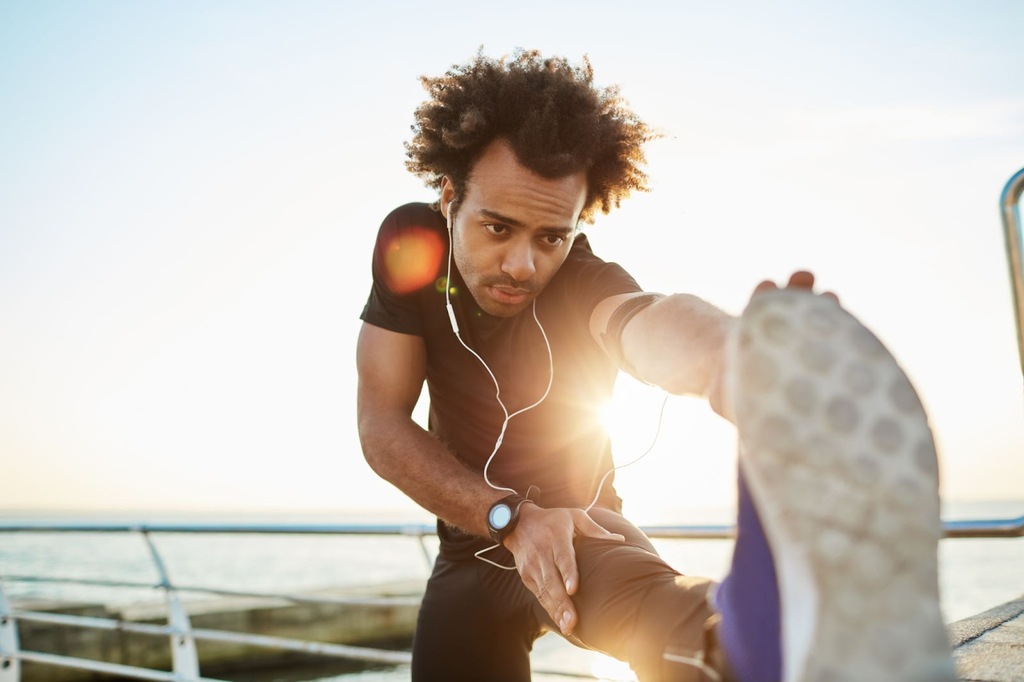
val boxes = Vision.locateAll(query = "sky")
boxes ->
[1,1,1022,522]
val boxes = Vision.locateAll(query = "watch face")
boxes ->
[489,503,513,530]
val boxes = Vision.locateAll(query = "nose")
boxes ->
[501,239,536,282]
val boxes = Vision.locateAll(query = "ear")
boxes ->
[440,176,457,220]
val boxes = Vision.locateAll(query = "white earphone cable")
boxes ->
[583,389,670,513]
[444,205,666,571]
[444,207,554,497]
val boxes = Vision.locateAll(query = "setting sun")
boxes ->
[600,376,738,525]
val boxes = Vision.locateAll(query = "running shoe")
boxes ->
[726,289,955,682]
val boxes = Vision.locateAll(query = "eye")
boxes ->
[483,223,509,236]
[540,234,566,248]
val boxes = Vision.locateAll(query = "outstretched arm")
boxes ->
[591,271,828,413]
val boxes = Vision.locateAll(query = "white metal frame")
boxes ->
[1,517,1022,681]
[1001,166,1024,378]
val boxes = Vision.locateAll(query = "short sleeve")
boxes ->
[360,203,447,336]
[559,234,644,323]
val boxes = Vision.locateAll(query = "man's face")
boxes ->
[442,139,587,318]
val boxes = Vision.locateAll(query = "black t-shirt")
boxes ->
[360,202,643,512]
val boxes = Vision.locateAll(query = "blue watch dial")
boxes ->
[489,503,513,529]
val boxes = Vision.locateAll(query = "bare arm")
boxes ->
[356,322,500,537]
[356,321,622,636]
[590,272,830,412]
[591,292,734,401]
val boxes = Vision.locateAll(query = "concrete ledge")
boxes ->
[950,594,1024,682]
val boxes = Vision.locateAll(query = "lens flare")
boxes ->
[435,277,459,297]
[382,227,444,294]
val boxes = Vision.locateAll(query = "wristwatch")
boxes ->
[486,494,533,545]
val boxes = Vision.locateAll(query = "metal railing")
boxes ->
[2,517,1023,682]
[1001,166,1024,379]
[0,522,439,682]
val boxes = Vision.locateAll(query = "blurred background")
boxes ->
[1,0,1022,522]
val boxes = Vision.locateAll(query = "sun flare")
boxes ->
[600,377,738,524]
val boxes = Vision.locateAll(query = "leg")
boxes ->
[550,508,727,681]
[717,289,954,681]
[413,553,542,682]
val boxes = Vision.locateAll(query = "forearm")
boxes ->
[358,410,502,538]
[620,293,735,398]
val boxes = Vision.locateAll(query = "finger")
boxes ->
[532,568,577,635]
[551,552,579,634]
[786,270,815,289]
[573,514,625,544]
[752,279,778,296]
[559,604,577,635]
[552,539,581,599]
[823,291,840,304]
[517,542,577,635]
[548,523,586,632]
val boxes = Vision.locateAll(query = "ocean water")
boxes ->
[1,500,1022,681]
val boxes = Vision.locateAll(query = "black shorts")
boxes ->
[412,508,718,681]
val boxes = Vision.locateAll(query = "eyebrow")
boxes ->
[478,209,576,236]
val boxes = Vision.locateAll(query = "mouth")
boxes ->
[488,285,532,306]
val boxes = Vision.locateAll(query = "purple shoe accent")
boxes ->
[715,471,781,682]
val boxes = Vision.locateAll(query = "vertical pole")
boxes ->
[0,579,21,682]
[407,524,436,569]
[140,530,200,681]
[1000,167,1024,382]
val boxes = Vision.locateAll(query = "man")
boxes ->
[357,50,954,681]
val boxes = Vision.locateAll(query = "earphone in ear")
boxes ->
[444,207,460,335]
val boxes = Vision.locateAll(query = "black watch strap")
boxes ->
[486,493,533,545]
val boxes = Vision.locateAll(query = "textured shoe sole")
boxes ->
[729,291,955,682]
